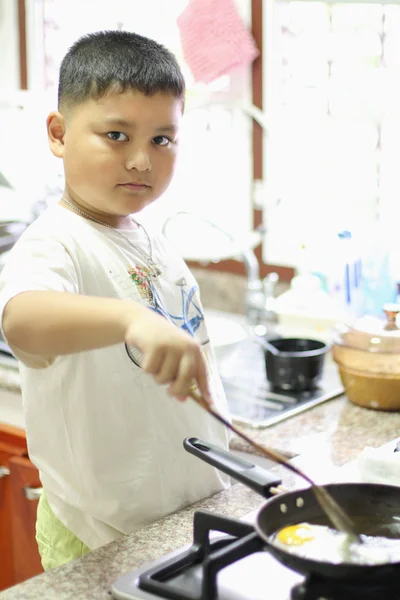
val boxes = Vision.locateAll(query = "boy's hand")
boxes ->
[124,308,211,403]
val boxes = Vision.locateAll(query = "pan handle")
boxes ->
[184,437,282,498]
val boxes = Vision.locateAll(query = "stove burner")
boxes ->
[138,510,264,600]
[292,573,400,600]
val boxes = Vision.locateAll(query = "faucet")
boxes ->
[242,247,278,329]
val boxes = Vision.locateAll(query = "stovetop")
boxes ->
[111,511,302,600]
[111,510,400,600]
[219,340,343,428]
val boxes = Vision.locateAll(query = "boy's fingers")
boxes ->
[168,353,196,398]
[141,348,165,374]
[167,386,187,402]
[154,353,180,384]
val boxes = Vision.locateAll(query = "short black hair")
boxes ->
[58,30,185,111]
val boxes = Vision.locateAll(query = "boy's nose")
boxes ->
[125,149,152,172]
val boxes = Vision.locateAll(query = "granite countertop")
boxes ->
[2,390,400,599]
[230,394,400,467]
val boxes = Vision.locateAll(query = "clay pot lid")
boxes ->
[334,304,400,353]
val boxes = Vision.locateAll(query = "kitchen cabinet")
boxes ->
[0,424,43,590]
[0,439,24,589]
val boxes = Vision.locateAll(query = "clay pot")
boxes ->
[333,304,400,411]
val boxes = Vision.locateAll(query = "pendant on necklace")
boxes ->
[148,261,164,278]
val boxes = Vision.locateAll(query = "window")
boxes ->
[263,0,400,268]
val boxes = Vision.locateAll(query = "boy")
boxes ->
[0,31,230,570]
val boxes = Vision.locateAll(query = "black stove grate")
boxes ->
[138,510,264,600]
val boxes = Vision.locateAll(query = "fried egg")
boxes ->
[271,522,400,565]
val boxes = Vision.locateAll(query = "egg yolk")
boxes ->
[276,523,316,546]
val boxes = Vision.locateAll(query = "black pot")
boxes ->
[264,338,329,392]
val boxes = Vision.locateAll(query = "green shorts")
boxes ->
[36,491,91,571]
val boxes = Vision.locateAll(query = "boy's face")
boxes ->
[48,90,182,224]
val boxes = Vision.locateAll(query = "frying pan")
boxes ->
[184,437,400,581]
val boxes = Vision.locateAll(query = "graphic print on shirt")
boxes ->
[128,266,154,304]
[128,265,207,341]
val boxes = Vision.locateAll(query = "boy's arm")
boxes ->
[3,291,142,355]
[2,291,211,402]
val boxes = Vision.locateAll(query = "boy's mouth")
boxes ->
[119,181,151,191]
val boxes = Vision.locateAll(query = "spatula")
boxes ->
[189,388,361,543]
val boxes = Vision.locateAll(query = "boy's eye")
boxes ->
[153,135,171,146]
[107,131,128,142]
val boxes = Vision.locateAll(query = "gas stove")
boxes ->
[111,510,400,600]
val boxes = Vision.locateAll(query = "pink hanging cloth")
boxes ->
[177,0,259,84]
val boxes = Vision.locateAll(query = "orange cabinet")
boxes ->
[0,440,25,590]
[0,424,43,590]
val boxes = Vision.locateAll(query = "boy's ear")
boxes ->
[47,112,66,158]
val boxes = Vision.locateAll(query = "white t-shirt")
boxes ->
[0,205,230,550]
